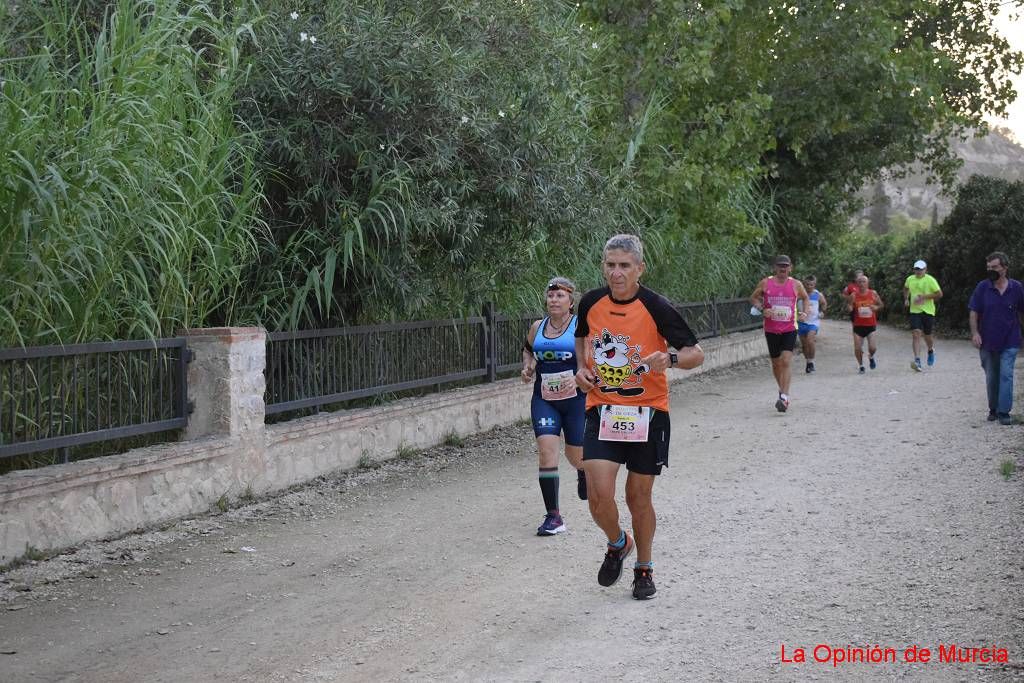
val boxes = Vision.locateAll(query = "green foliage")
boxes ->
[0,0,263,345]
[0,544,49,571]
[1,1,1020,346]
[868,182,892,235]
[888,213,931,239]
[800,224,915,321]
[756,1,1022,257]
[356,449,376,469]
[577,0,1021,288]
[395,443,418,461]
[237,0,617,327]
[239,482,256,504]
[809,174,1024,330]
[921,175,1024,329]
[579,1,776,265]
[442,430,465,448]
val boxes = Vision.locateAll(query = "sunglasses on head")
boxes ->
[547,282,574,294]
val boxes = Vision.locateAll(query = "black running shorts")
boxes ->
[764,330,797,359]
[909,313,934,335]
[583,407,670,476]
[852,325,877,338]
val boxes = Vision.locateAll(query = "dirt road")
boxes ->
[1,321,1022,682]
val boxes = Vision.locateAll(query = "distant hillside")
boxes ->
[859,127,1024,227]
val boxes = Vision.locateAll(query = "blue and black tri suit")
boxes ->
[530,315,586,446]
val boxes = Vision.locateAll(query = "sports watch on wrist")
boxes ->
[669,351,678,368]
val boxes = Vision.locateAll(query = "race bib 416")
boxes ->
[540,370,577,401]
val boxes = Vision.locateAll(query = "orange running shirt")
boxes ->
[575,285,698,413]
[851,289,878,327]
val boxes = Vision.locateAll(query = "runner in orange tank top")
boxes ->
[847,274,884,374]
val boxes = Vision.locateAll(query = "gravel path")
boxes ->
[1,320,1022,682]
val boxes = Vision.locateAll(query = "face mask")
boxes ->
[987,269,1000,282]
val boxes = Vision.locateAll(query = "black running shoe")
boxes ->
[632,567,656,600]
[597,533,634,587]
[577,469,588,501]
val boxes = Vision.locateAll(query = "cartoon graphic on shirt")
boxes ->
[592,329,648,397]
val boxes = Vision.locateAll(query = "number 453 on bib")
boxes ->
[598,405,651,442]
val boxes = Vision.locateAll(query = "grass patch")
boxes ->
[215,490,231,513]
[1000,459,1016,480]
[396,443,419,461]
[238,483,256,505]
[0,545,50,572]
[357,450,376,470]
[442,430,465,448]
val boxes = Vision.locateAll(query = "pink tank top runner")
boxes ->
[763,277,798,334]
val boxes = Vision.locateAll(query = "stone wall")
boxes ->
[0,326,766,563]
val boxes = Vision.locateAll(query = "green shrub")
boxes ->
[920,175,1024,330]
[236,0,617,328]
[807,174,1024,331]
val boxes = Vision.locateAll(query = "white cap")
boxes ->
[913,260,926,269]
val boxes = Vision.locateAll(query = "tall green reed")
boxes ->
[0,0,262,346]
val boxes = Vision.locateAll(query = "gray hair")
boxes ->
[603,234,644,262]
[546,276,576,294]
[546,276,577,311]
[986,251,1009,268]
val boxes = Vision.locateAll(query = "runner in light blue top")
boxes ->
[797,275,827,374]
[521,277,587,536]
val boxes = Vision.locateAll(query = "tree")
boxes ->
[924,174,1024,329]
[574,1,780,298]
[580,1,1022,263]
[238,0,616,327]
[757,1,1022,254]
[868,181,892,235]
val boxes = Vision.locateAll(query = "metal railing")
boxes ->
[0,298,760,465]
[265,317,492,415]
[264,298,760,417]
[0,338,191,463]
[713,297,764,336]
[493,308,537,377]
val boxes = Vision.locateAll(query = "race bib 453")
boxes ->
[598,405,651,442]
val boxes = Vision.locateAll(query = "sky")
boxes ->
[985,6,1024,142]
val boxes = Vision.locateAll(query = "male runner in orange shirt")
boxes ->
[574,234,704,599]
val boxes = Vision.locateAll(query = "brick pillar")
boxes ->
[179,327,266,440]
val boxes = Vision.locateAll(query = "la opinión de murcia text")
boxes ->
[780,643,1010,668]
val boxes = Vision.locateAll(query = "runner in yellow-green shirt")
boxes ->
[903,259,943,372]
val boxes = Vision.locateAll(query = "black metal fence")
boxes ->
[713,297,763,336]
[0,339,191,469]
[0,298,759,471]
[263,298,760,417]
[265,317,490,415]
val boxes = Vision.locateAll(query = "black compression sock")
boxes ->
[539,467,559,513]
